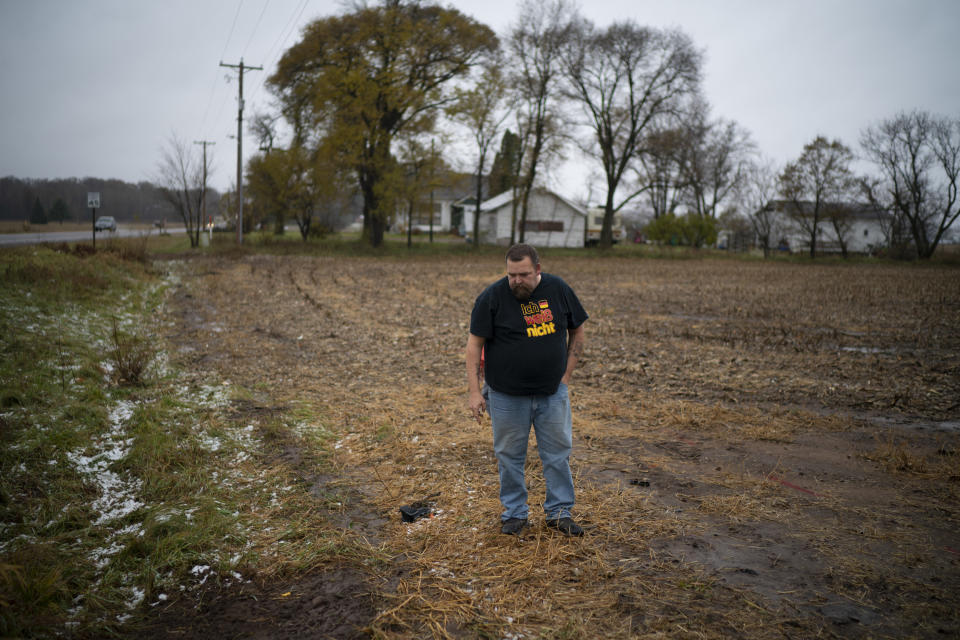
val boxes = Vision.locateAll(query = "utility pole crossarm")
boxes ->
[220,59,263,245]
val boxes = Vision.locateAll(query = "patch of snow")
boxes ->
[200,433,223,452]
[67,397,145,576]
[90,541,125,570]
[126,586,144,609]
[0,533,35,554]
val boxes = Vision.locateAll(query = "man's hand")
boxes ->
[561,324,585,386]
[465,333,487,424]
[468,389,486,424]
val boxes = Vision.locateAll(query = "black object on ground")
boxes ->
[399,492,440,522]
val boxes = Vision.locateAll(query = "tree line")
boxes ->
[0,175,221,229]
[156,0,957,258]
[745,117,960,260]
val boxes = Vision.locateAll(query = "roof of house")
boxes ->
[431,172,486,201]
[479,187,587,216]
[764,200,891,220]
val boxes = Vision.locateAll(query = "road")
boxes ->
[0,226,187,247]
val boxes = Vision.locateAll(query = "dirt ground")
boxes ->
[140,253,959,639]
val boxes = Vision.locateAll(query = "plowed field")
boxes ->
[147,253,960,639]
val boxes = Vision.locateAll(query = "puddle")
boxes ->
[839,346,887,354]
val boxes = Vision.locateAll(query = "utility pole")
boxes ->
[429,138,435,243]
[193,140,215,245]
[219,58,262,245]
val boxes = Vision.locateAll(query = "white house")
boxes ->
[392,173,481,235]
[463,188,587,248]
[760,200,891,255]
[394,190,459,234]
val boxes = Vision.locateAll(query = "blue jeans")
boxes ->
[485,383,575,522]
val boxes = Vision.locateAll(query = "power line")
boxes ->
[264,0,311,69]
[248,0,311,105]
[242,0,271,59]
[200,1,246,141]
[220,0,245,62]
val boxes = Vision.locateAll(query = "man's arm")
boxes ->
[465,333,486,424]
[560,324,585,386]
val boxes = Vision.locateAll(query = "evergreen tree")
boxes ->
[488,130,521,197]
[29,197,47,224]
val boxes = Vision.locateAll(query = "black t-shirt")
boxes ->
[470,273,588,396]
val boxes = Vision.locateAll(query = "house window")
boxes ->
[411,201,441,226]
[863,228,869,237]
[520,220,564,232]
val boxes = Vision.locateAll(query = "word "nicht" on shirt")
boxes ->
[520,300,556,338]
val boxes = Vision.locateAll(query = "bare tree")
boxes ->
[825,203,856,258]
[779,136,855,258]
[635,125,688,219]
[679,101,755,219]
[251,111,279,154]
[448,61,510,246]
[508,0,577,242]
[861,110,960,259]
[859,174,911,256]
[156,134,208,248]
[392,135,444,247]
[739,157,783,258]
[562,20,702,248]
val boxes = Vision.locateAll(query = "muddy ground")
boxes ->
[140,253,959,639]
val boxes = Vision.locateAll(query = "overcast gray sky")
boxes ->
[1,0,957,201]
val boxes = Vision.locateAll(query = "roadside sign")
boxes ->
[87,192,101,208]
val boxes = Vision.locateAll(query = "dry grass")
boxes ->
[863,433,960,480]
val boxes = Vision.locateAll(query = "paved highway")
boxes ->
[0,226,187,248]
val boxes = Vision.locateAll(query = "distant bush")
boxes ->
[645,212,718,248]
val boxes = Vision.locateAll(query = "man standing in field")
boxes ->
[466,244,588,536]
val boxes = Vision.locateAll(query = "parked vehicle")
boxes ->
[95,216,117,232]
[584,207,623,246]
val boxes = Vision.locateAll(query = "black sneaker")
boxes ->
[545,517,584,536]
[500,518,529,535]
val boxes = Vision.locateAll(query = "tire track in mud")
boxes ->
[290,266,325,311]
